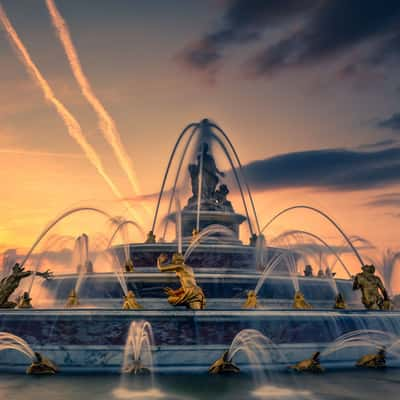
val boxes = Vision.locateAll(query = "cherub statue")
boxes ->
[353,265,390,310]
[157,253,206,310]
[0,263,52,308]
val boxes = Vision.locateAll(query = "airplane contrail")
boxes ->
[45,0,143,198]
[0,5,142,224]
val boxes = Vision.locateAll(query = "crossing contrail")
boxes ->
[0,4,142,224]
[45,0,143,198]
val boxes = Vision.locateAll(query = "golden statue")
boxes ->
[208,350,240,374]
[293,291,312,309]
[353,265,390,310]
[122,290,142,309]
[290,352,324,373]
[242,290,258,309]
[16,292,32,309]
[334,293,347,309]
[65,288,80,308]
[356,348,386,368]
[26,352,58,375]
[125,259,135,273]
[157,253,206,310]
[145,230,156,244]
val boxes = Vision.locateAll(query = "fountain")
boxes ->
[0,332,57,375]
[0,118,399,374]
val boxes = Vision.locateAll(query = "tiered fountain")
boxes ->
[0,119,399,374]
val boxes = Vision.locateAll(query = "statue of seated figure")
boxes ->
[353,265,390,310]
[157,253,206,310]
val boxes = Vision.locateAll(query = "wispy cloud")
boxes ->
[365,192,400,208]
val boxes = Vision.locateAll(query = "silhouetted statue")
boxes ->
[188,143,224,200]
[353,264,389,310]
[188,163,199,198]
[304,265,313,277]
[0,263,52,308]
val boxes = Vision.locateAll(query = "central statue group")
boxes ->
[157,253,206,310]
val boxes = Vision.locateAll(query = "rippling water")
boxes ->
[0,369,399,400]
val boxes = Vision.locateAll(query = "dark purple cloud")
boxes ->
[179,0,400,78]
[239,146,400,191]
[378,113,400,132]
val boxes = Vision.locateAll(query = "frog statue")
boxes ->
[26,352,58,375]
[208,350,240,374]
[157,253,206,310]
[353,265,390,310]
[0,263,53,308]
[356,348,386,369]
[289,352,324,373]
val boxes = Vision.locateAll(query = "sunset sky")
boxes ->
[0,1,399,280]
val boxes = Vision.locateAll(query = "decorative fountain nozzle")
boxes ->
[293,291,312,309]
[122,290,142,310]
[208,350,240,374]
[123,358,151,375]
[65,288,80,308]
[26,352,58,375]
[145,230,156,244]
[125,259,135,273]
[16,292,33,309]
[242,290,257,309]
[289,352,324,373]
[334,293,347,309]
[356,347,386,368]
